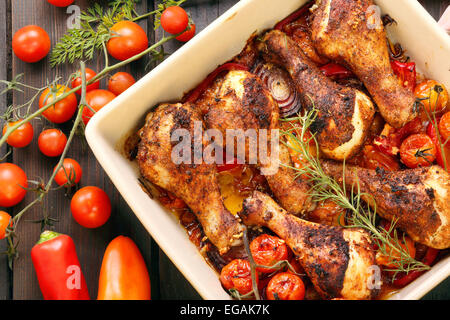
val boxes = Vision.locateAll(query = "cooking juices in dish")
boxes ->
[132,0,450,300]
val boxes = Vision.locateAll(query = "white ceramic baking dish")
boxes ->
[85,0,450,300]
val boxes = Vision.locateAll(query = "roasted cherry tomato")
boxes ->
[107,72,136,96]
[266,272,305,300]
[106,21,148,61]
[82,89,117,125]
[250,234,289,273]
[360,145,400,172]
[0,211,12,240]
[70,186,111,229]
[0,163,28,207]
[391,60,416,91]
[71,68,100,96]
[308,199,346,227]
[54,158,82,186]
[39,85,78,124]
[12,25,50,63]
[400,133,436,168]
[46,0,74,6]
[220,259,256,295]
[2,121,34,148]
[38,129,67,157]
[161,6,189,34]
[414,80,449,114]
[427,120,450,171]
[439,111,450,143]
[98,236,151,300]
[176,23,196,42]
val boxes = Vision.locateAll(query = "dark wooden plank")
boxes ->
[10,0,154,300]
[420,0,450,20]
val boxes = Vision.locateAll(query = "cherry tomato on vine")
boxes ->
[250,234,289,273]
[71,68,100,96]
[439,111,450,143]
[82,89,117,125]
[71,186,111,229]
[176,23,196,42]
[0,163,28,208]
[0,211,12,240]
[39,85,78,124]
[108,72,136,96]
[161,6,189,35]
[266,272,305,300]
[46,0,74,7]
[12,25,51,63]
[38,129,67,157]
[220,259,256,295]
[414,80,449,114]
[106,21,148,61]
[54,158,82,186]
[400,133,437,168]
[2,121,34,148]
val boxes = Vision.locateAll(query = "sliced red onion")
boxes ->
[252,62,301,118]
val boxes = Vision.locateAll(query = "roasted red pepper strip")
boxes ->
[31,231,90,300]
[391,60,416,91]
[216,151,242,172]
[184,63,249,103]
[427,120,450,171]
[274,1,314,31]
[392,247,439,287]
[319,63,354,80]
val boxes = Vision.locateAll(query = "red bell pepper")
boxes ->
[391,60,416,91]
[274,1,314,31]
[31,231,90,300]
[393,247,439,287]
[184,63,249,103]
[319,63,354,80]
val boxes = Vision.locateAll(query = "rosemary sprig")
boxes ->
[280,107,429,276]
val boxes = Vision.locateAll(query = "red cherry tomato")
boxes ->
[38,129,67,157]
[82,89,117,125]
[427,121,450,171]
[47,0,74,7]
[12,25,50,63]
[439,111,450,143]
[70,186,111,229]
[106,21,148,61]
[400,133,437,168]
[2,121,34,148]
[220,259,257,295]
[161,6,189,34]
[71,68,100,96]
[0,211,12,240]
[176,23,196,42]
[0,163,28,208]
[107,72,136,96]
[414,80,449,114]
[250,234,289,273]
[266,272,305,300]
[39,85,78,124]
[54,158,82,187]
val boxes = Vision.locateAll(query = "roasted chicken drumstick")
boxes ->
[311,0,417,128]
[240,191,379,300]
[261,30,375,161]
[137,103,244,254]
[321,160,450,249]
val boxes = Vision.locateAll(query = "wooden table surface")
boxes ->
[0,0,449,300]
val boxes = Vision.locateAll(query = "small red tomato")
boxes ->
[400,133,437,168]
[250,234,289,273]
[71,68,100,96]
[414,80,449,114]
[266,272,305,300]
[47,0,74,7]
[439,112,450,143]
[0,163,28,208]
[12,25,51,63]
[71,186,111,229]
[38,129,67,157]
[2,121,34,148]
[39,85,78,124]
[108,72,136,96]
[54,158,82,186]
[176,23,196,42]
[0,211,12,240]
[106,21,148,61]
[82,89,117,125]
[161,6,189,35]
[427,121,450,171]
[361,145,400,172]
[220,259,257,295]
